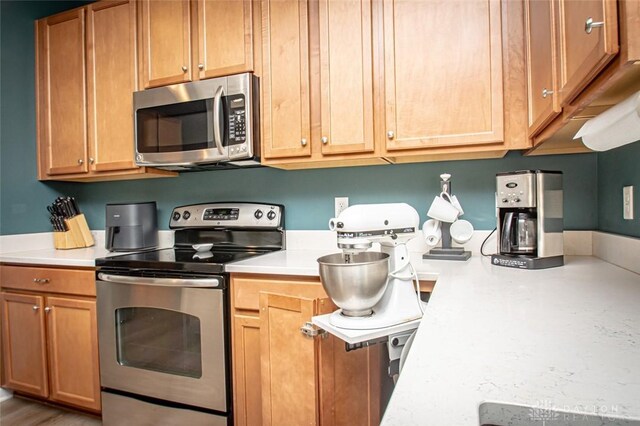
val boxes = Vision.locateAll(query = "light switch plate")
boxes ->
[623,186,634,220]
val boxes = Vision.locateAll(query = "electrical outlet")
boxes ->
[623,186,634,220]
[335,197,349,217]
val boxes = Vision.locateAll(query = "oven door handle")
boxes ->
[97,273,221,288]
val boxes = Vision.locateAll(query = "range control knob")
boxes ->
[254,209,263,219]
[182,211,191,220]
[502,198,509,203]
[267,210,276,220]
[514,198,521,203]
[172,212,181,221]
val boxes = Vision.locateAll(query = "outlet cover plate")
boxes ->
[335,197,349,217]
[623,186,634,220]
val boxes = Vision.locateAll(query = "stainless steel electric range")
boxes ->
[95,202,285,426]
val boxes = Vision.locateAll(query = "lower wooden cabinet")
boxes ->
[231,274,381,426]
[0,265,100,412]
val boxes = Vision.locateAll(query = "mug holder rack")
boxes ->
[423,176,471,261]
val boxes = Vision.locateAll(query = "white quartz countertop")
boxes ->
[0,246,119,268]
[229,250,640,424]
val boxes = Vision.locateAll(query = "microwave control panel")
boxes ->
[227,94,246,145]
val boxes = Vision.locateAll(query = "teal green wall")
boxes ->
[597,142,640,238]
[0,1,636,238]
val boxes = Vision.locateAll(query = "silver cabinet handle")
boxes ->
[33,278,50,284]
[32,306,40,311]
[89,157,95,164]
[321,137,328,144]
[300,138,307,147]
[182,65,188,72]
[78,159,84,165]
[387,130,395,140]
[44,307,52,313]
[542,88,553,98]
[97,272,222,288]
[585,17,604,34]
[198,63,204,70]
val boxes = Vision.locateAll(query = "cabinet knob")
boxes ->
[542,88,553,98]
[321,136,328,144]
[32,306,40,311]
[182,66,188,72]
[198,64,204,70]
[78,159,84,165]
[300,138,308,147]
[89,157,95,164]
[387,130,395,140]
[44,307,52,313]
[584,17,604,34]
[33,278,50,284]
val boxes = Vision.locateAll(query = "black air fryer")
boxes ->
[105,202,158,252]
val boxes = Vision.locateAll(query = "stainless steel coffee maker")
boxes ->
[492,170,564,269]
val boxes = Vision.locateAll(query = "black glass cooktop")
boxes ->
[96,248,271,274]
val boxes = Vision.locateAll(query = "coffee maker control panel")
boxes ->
[496,172,537,208]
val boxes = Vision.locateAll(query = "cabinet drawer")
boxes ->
[0,265,95,297]
[231,274,326,312]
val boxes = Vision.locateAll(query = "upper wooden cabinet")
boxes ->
[318,0,374,156]
[525,0,561,136]
[196,0,254,79]
[261,0,312,160]
[139,0,255,89]
[139,0,192,88]
[37,9,88,176]
[36,0,175,182]
[381,0,504,152]
[556,0,618,106]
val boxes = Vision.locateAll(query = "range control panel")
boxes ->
[170,202,284,229]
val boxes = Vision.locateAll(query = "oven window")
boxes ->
[115,307,202,378]
[136,100,215,153]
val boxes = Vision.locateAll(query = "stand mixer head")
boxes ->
[320,203,425,330]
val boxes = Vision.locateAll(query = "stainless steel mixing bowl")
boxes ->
[317,252,390,317]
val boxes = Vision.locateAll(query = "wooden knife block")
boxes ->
[53,214,95,249]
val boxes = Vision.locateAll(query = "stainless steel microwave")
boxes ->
[134,73,259,171]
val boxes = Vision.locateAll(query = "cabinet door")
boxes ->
[0,292,48,398]
[36,9,88,176]
[382,0,503,151]
[232,314,262,426]
[261,0,311,159]
[196,0,253,79]
[46,296,101,411]
[525,0,561,137]
[556,0,618,106]
[318,0,374,156]
[87,0,138,172]
[260,293,329,426]
[140,0,192,88]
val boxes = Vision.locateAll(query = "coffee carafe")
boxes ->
[500,211,537,255]
[492,170,563,269]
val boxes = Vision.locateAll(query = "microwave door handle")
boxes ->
[97,273,221,288]
[213,86,225,155]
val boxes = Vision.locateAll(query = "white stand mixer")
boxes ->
[323,203,425,330]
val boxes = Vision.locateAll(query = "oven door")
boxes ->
[96,273,228,412]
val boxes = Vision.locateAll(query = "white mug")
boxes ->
[427,193,460,223]
[450,195,464,216]
[450,219,474,244]
[422,219,441,246]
